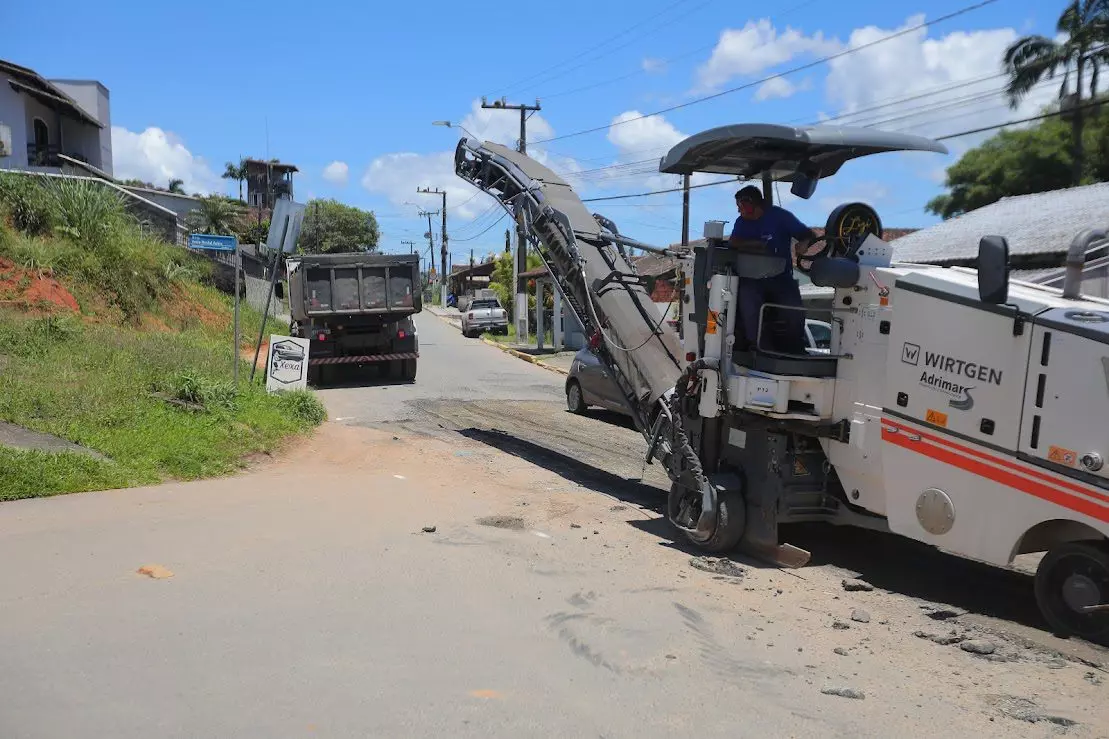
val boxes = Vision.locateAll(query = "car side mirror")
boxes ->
[274,282,285,300]
[977,235,1009,304]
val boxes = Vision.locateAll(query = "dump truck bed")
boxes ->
[287,252,422,323]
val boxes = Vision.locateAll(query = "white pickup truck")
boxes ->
[461,296,509,337]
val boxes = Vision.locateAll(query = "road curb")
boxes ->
[426,309,569,377]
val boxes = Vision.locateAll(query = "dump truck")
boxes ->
[279,252,421,384]
[456,123,1109,645]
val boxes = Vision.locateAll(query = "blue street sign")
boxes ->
[188,233,238,252]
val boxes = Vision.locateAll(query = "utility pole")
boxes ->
[681,174,691,247]
[417,187,448,307]
[419,209,439,297]
[401,239,416,254]
[482,96,540,340]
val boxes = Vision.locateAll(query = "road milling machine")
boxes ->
[454,123,1109,645]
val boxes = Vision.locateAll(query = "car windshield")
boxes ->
[472,300,499,309]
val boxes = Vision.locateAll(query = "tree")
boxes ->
[167,178,185,194]
[185,195,244,234]
[1004,0,1109,185]
[222,159,247,202]
[298,199,380,254]
[927,101,1109,219]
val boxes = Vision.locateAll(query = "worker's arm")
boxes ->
[728,221,770,252]
[783,209,816,261]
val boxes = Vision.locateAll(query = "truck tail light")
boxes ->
[397,330,406,339]
[318,333,327,341]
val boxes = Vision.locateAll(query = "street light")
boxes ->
[432,120,478,139]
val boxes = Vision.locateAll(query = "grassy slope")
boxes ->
[0,183,322,501]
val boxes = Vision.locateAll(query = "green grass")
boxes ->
[481,323,553,346]
[0,310,326,501]
[0,448,134,500]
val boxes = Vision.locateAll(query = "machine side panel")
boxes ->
[881,415,1108,565]
[884,282,1032,450]
[1019,321,1109,490]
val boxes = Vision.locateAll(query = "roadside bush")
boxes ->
[276,389,327,425]
[161,371,239,412]
[44,177,131,247]
[0,173,54,236]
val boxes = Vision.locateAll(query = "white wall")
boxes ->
[0,75,28,167]
[119,186,202,220]
[50,80,112,176]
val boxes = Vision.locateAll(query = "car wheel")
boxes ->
[566,380,587,414]
[1034,540,1109,645]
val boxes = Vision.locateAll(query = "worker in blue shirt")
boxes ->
[728,185,815,353]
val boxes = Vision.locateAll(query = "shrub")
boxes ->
[276,389,327,426]
[161,371,239,412]
[0,174,54,236]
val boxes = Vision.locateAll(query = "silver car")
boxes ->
[566,319,832,415]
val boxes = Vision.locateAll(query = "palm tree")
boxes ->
[167,178,185,194]
[186,196,243,235]
[1004,0,1109,185]
[222,158,247,202]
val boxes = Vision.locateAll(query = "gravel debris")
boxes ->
[421,525,437,533]
[960,639,997,655]
[821,687,865,700]
[689,557,746,578]
[851,609,871,624]
[842,579,874,592]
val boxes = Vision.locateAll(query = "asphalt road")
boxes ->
[0,311,1105,738]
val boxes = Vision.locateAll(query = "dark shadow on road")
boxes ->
[310,364,415,390]
[456,427,665,513]
[578,408,638,432]
[779,522,1047,630]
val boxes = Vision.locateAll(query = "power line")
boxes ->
[533,0,1000,145]
[537,0,824,101]
[452,211,509,242]
[493,0,700,97]
[935,98,1109,141]
[582,178,736,202]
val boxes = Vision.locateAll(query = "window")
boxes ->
[32,118,48,147]
[306,268,332,310]
[361,268,387,309]
[333,269,360,311]
[471,299,500,310]
[807,321,832,349]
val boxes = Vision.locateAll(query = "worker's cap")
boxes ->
[735,185,764,204]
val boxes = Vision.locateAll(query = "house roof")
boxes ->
[890,182,1109,265]
[1,59,103,128]
[243,158,299,173]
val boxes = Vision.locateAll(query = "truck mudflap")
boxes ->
[310,352,419,365]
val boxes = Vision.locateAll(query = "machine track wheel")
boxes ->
[1034,540,1109,646]
[668,481,746,553]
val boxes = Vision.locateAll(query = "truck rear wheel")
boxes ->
[1034,540,1109,646]
[402,358,417,382]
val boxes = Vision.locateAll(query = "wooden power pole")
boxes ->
[417,187,448,307]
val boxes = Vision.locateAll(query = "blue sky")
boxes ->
[8,0,1059,262]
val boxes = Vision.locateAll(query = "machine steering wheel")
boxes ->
[794,235,832,275]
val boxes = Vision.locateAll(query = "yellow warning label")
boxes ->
[925,409,948,427]
[793,459,809,476]
[1048,445,1078,466]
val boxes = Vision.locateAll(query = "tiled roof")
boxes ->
[890,183,1109,265]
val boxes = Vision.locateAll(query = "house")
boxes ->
[889,183,1109,291]
[0,59,112,177]
[244,158,297,210]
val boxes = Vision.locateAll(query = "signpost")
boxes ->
[188,233,241,383]
[250,200,307,383]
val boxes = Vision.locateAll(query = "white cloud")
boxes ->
[823,16,1056,145]
[755,76,813,101]
[696,19,839,90]
[322,160,349,186]
[110,126,222,194]
[607,110,686,156]
[642,57,667,74]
